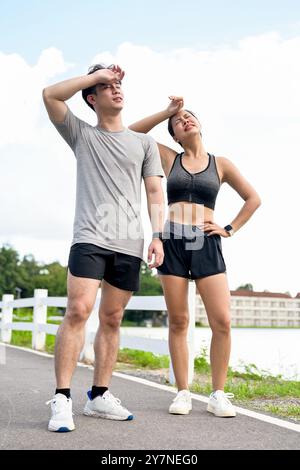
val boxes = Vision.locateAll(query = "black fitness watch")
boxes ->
[224,225,234,237]
[152,232,164,241]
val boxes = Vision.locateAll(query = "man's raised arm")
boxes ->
[42,67,123,122]
[43,75,94,122]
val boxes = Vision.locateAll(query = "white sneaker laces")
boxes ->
[215,392,234,404]
[224,392,234,399]
[46,399,53,406]
[46,397,73,415]
[173,391,190,403]
[104,392,122,407]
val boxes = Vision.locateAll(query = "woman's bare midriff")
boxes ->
[168,201,214,226]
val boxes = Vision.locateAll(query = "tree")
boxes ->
[236,283,254,291]
[0,244,166,301]
[0,244,67,298]
[17,254,43,298]
[0,245,22,297]
[35,262,67,296]
[134,262,163,296]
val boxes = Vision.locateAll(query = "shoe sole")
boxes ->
[48,423,75,432]
[207,405,236,417]
[169,407,192,415]
[169,410,191,415]
[83,407,134,421]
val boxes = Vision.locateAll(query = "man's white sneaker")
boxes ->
[169,389,192,415]
[46,393,75,432]
[83,390,134,421]
[207,390,236,417]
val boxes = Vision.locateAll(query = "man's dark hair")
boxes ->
[167,109,202,146]
[82,64,111,112]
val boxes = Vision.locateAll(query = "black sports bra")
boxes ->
[167,152,221,210]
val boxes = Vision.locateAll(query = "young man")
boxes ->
[43,64,165,432]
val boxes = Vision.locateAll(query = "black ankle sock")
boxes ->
[55,388,71,399]
[91,386,108,399]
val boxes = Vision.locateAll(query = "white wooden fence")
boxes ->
[0,285,196,384]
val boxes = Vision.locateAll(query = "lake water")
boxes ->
[121,327,300,381]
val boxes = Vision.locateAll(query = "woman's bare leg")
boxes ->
[195,273,231,391]
[159,275,189,390]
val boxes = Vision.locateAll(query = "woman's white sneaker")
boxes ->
[207,390,236,417]
[83,390,134,421]
[169,390,192,415]
[46,393,75,432]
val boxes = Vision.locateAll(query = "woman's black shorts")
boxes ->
[157,221,227,280]
[68,243,141,292]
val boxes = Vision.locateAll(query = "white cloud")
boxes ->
[0,48,73,146]
[1,33,300,294]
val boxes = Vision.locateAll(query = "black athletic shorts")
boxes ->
[157,221,226,280]
[68,243,142,292]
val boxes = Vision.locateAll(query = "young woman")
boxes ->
[129,98,261,417]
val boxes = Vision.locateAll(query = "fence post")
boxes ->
[81,288,101,362]
[168,280,196,385]
[32,289,48,350]
[0,294,14,343]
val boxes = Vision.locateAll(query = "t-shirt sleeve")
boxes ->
[50,106,83,153]
[142,135,164,178]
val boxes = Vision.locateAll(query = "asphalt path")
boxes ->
[0,346,299,450]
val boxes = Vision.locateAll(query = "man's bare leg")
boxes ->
[93,279,133,387]
[55,270,100,388]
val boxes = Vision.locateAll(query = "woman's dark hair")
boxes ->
[82,64,115,112]
[167,110,202,146]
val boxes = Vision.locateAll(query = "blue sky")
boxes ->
[1,0,300,294]
[1,0,300,65]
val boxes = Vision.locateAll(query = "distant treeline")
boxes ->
[0,244,162,298]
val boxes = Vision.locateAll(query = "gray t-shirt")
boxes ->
[51,106,164,260]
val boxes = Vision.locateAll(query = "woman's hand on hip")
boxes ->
[201,221,230,238]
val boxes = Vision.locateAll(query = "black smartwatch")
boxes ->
[224,225,234,237]
[152,232,163,241]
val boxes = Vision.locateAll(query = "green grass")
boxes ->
[191,347,300,400]
[11,330,56,354]
[266,404,300,419]
[190,376,300,399]
[10,309,61,353]
[11,330,31,348]
[190,347,300,421]
[121,320,140,327]
[227,377,300,399]
[10,330,169,368]
[194,347,211,374]
[117,348,169,369]
[12,306,64,318]
[45,335,56,354]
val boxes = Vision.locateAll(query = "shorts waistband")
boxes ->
[163,220,206,238]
